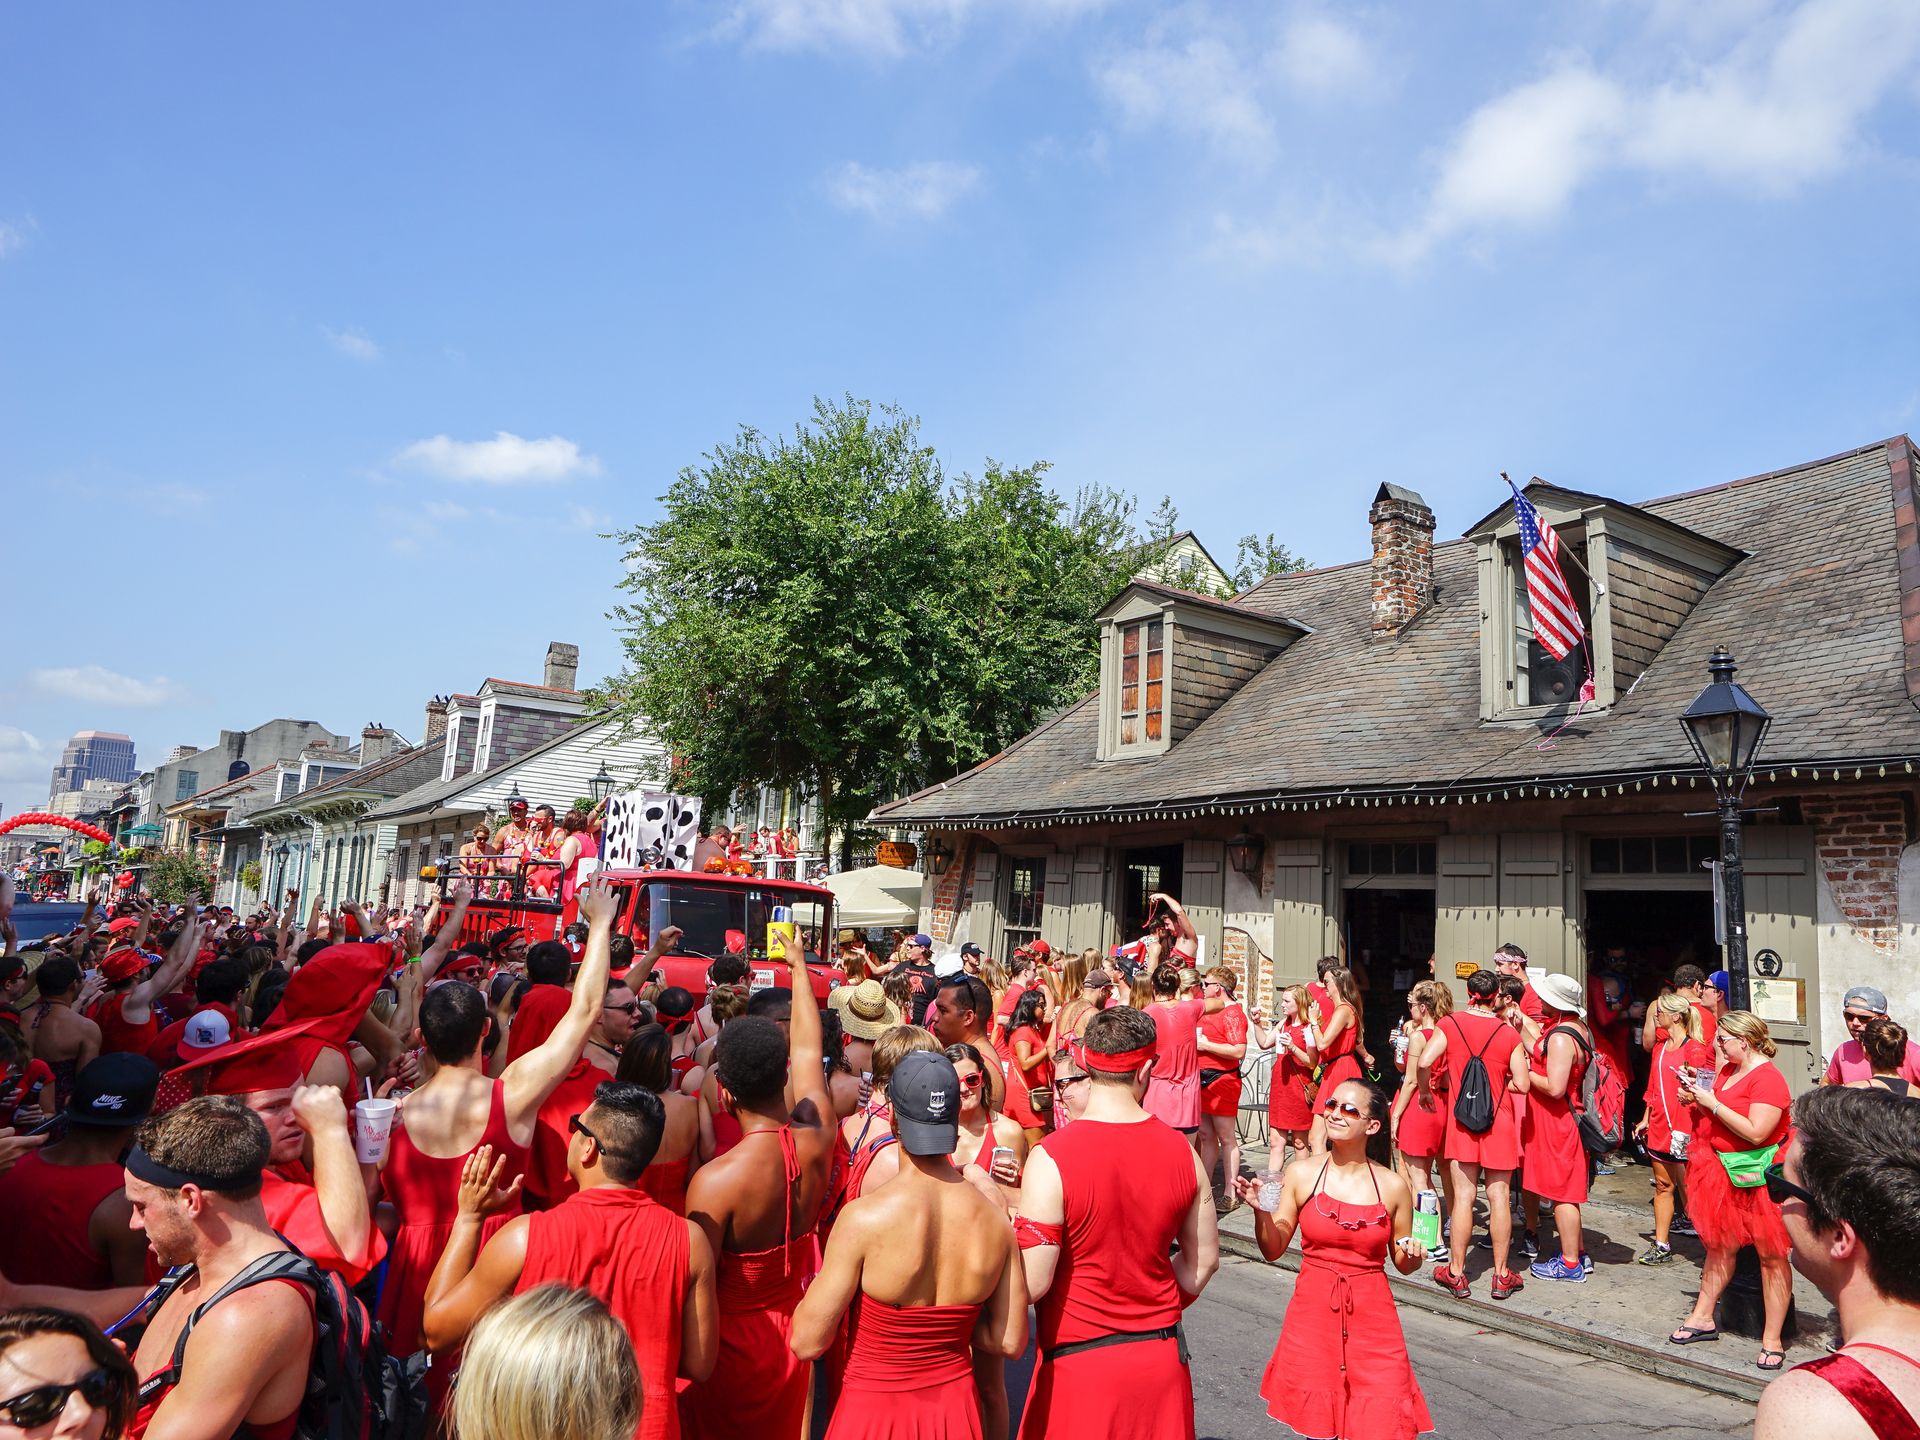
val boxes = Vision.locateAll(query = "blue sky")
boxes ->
[4,0,1919,818]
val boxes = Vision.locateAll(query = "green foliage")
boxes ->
[239,860,263,894]
[81,839,110,857]
[146,849,217,904]
[1141,496,1312,598]
[597,397,1157,829]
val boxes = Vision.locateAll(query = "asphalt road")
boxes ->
[815,1252,1760,1437]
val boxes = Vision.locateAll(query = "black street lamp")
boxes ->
[587,763,616,805]
[1225,830,1265,880]
[1679,647,1772,1012]
[925,835,954,877]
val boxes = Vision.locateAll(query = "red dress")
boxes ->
[261,1164,387,1286]
[1643,1036,1712,1159]
[1142,998,1205,1131]
[1435,1011,1522,1171]
[679,1126,818,1440]
[642,1153,693,1215]
[378,1080,528,1372]
[1019,1117,1199,1440]
[1318,1003,1364,1092]
[1268,1024,1315,1133]
[1199,1006,1248,1119]
[1003,1024,1052,1130]
[1395,1027,1446,1161]
[523,1058,603,1210]
[1259,1164,1434,1440]
[1685,1061,1792,1258]
[519,1186,690,1440]
[1521,1028,1589,1205]
[0,1151,124,1287]
[827,1297,983,1440]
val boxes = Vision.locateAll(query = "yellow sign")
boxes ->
[1454,960,1479,979]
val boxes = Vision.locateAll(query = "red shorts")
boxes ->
[1200,1072,1241,1118]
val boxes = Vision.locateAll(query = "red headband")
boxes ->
[1069,1035,1158,1074]
[659,1010,695,1035]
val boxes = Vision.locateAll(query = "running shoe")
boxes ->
[1518,1230,1540,1260]
[1432,1265,1471,1299]
[1674,1216,1698,1238]
[1637,1242,1674,1266]
[1594,1161,1616,1176]
[1529,1255,1588,1283]
[1581,1251,1594,1276]
[1427,1243,1450,1266]
[1491,1269,1525,1300]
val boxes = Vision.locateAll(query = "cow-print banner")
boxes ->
[601,789,702,872]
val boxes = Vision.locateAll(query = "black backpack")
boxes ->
[136,1247,428,1440]
[1450,1017,1507,1135]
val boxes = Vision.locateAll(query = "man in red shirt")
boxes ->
[90,914,202,1060]
[1418,968,1531,1302]
[1494,944,1544,1024]
[0,1052,155,1287]
[423,1080,717,1440]
[1016,1007,1219,1440]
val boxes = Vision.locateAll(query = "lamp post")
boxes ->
[1678,647,1772,1012]
[587,764,616,806]
[1678,646,1782,1341]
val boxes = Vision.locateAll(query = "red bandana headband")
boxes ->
[1068,1035,1157,1074]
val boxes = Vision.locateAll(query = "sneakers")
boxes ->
[1637,1242,1675,1265]
[1426,1243,1450,1266]
[1491,1269,1525,1300]
[1432,1265,1471,1299]
[1581,1251,1594,1276]
[1674,1216,1699,1238]
[1518,1230,1540,1261]
[1594,1161,1616,1176]
[1529,1255,1589,1283]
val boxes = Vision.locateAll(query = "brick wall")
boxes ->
[928,834,978,942]
[1803,791,1909,949]
[1170,625,1277,741]
[1369,490,1436,636]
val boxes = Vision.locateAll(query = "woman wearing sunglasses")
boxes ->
[0,1309,136,1440]
[1668,1009,1794,1370]
[1232,1080,1432,1440]
[946,1042,1027,1197]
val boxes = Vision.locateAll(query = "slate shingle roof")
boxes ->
[875,437,1920,825]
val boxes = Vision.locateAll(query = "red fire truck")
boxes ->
[437,866,841,1004]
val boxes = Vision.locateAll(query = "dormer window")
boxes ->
[1506,533,1593,709]
[1117,619,1165,748]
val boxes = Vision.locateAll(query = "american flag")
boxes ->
[1508,479,1584,659]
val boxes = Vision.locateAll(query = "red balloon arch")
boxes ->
[0,813,116,845]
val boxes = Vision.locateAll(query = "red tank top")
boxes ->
[519,1187,689,1440]
[93,993,159,1059]
[640,1154,692,1215]
[0,1151,124,1287]
[1033,1117,1198,1351]
[1798,1345,1920,1440]
[130,1278,314,1440]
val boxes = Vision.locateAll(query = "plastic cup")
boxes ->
[1255,1175,1286,1213]
[353,1098,397,1164]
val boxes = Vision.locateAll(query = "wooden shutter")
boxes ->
[1182,839,1225,968]
[1269,838,1326,1003]
[1740,826,1821,1094]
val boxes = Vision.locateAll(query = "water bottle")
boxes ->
[1412,1190,1442,1250]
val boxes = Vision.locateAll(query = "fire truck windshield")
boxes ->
[638,880,826,965]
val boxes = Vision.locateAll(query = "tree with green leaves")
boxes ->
[147,849,216,904]
[598,398,1173,836]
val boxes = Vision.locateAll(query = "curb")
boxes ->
[1215,1229,1767,1404]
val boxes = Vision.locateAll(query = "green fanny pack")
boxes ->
[1717,1142,1781,1189]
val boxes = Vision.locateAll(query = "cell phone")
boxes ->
[990,1145,1017,1174]
[25,1110,63,1137]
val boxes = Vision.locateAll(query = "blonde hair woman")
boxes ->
[1632,993,1711,1264]
[1128,971,1156,1010]
[1669,1011,1794,1370]
[452,1285,640,1440]
[1389,980,1455,1252]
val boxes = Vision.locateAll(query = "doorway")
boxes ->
[1342,886,1437,1070]
[1584,887,1717,1123]
[1119,845,1183,947]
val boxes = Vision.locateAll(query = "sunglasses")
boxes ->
[604,1001,640,1016]
[447,967,486,983]
[568,1114,631,1160]
[1763,1162,1815,1209]
[1,1368,118,1428]
[957,1072,984,1091]
[1052,1074,1089,1095]
[1321,1098,1364,1116]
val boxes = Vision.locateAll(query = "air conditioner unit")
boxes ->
[1527,639,1584,706]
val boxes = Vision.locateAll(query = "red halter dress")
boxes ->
[1259,1161,1434,1440]
[827,1296,985,1440]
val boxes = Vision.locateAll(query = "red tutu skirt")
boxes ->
[1685,1144,1790,1258]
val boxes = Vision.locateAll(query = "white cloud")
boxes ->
[0,220,29,260]
[826,161,982,220]
[134,483,211,514]
[323,325,382,363]
[565,503,613,531]
[396,431,603,485]
[422,500,469,522]
[0,727,48,783]
[714,0,1106,58]
[1096,30,1275,157]
[1273,13,1376,101]
[1393,0,1920,261]
[31,665,178,708]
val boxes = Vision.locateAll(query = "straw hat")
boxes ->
[837,980,904,1040]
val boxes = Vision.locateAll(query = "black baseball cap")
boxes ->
[958,943,983,959]
[889,1050,961,1156]
[68,1053,160,1128]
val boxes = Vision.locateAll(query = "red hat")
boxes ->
[1025,939,1053,960]
[101,949,148,984]
[106,917,142,934]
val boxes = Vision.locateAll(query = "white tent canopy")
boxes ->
[824,863,924,931]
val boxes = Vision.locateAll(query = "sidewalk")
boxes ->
[1224,1141,1834,1403]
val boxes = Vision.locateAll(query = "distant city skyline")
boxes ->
[48,730,137,804]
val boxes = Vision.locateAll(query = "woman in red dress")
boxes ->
[617,1023,705,1215]
[1519,973,1593,1282]
[1003,988,1053,1143]
[1197,966,1251,1205]
[1265,985,1319,1167]
[1234,1080,1434,1440]
[1389,980,1451,1255]
[1670,1010,1795,1370]
[1631,994,1711,1265]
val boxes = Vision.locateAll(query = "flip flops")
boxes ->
[1668,1325,1721,1345]
[1758,1350,1786,1371]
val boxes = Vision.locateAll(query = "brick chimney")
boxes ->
[423,696,449,742]
[544,641,580,692]
[360,724,400,766]
[1369,483,1436,637]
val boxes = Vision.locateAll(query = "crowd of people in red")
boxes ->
[2,872,1919,1440]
